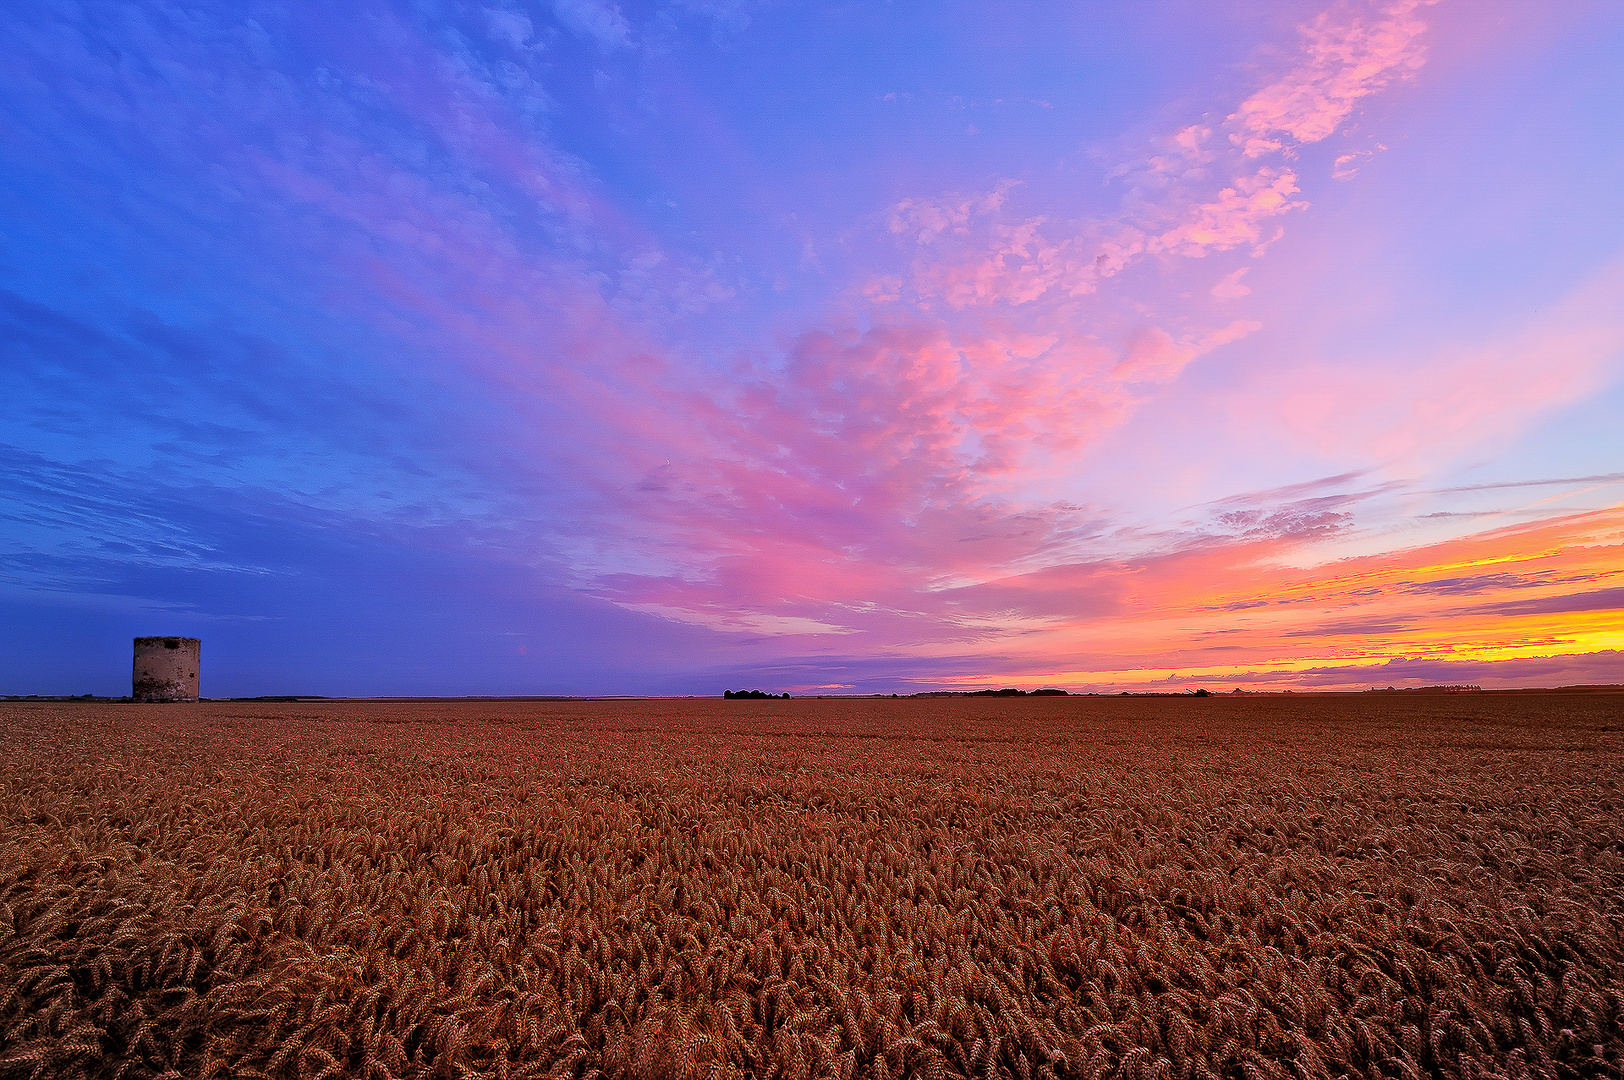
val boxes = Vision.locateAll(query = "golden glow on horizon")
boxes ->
[917,504,1624,690]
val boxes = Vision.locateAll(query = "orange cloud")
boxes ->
[929,504,1624,691]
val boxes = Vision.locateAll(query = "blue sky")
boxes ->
[4,0,1623,696]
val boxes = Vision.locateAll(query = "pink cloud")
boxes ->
[913,217,1077,308]
[1111,320,1262,383]
[1229,0,1435,157]
[885,1,1425,314]
[887,180,1019,244]
[894,164,1303,309]
[1146,124,1214,178]
[1211,267,1253,299]
[862,276,903,303]
[1149,168,1306,257]
[1331,143,1388,179]
[559,319,1148,635]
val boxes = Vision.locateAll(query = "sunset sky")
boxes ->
[3,0,1622,696]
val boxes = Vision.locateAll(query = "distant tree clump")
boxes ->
[723,689,789,699]
[964,687,1068,697]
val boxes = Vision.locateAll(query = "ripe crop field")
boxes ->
[2,695,1621,1080]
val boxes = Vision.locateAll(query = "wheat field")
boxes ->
[1,694,1620,1079]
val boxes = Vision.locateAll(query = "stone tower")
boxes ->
[132,637,200,702]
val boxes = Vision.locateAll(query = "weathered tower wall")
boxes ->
[132,637,200,702]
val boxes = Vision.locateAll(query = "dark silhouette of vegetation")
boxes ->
[1366,684,1482,693]
[723,689,789,699]
[963,687,1069,697]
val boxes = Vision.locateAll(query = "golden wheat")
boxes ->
[0,695,1620,1078]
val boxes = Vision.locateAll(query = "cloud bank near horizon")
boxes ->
[2,0,1622,695]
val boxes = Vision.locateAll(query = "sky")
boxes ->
[3,0,1623,697]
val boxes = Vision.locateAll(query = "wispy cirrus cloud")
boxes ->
[876,0,1437,315]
